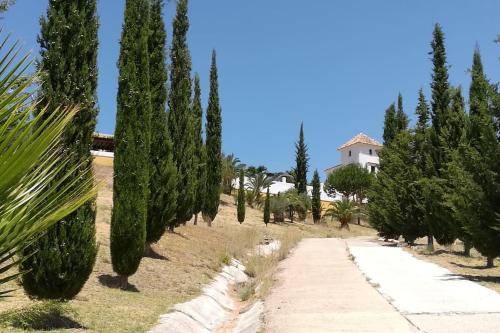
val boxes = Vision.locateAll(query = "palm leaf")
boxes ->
[0,35,97,296]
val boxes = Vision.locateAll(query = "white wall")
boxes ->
[339,143,379,172]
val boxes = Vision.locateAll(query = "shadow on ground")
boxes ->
[0,302,84,331]
[97,274,139,292]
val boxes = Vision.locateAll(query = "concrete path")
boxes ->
[348,239,500,333]
[264,238,416,333]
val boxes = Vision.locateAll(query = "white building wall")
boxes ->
[339,143,379,172]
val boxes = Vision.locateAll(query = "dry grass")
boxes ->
[0,158,376,332]
[405,240,500,293]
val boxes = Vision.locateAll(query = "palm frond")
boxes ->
[0,35,97,296]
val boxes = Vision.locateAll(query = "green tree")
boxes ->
[324,164,372,202]
[1,37,96,295]
[396,93,409,131]
[368,131,424,244]
[426,24,458,246]
[325,200,357,230]
[460,49,500,267]
[263,188,270,226]
[222,154,241,194]
[192,74,205,225]
[383,103,397,144]
[203,50,223,226]
[169,0,195,227]
[294,122,309,194]
[0,0,14,13]
[237,169,245,224]
[311,170,322,224]
[413,89,435,250]
[146,0,177,253]
[21,0,99,300]
[429,23,451,174]
[110,0,151,289]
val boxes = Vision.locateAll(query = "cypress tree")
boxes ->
[426,24,458,246]
[263,187,271,226]
[294,122,309,194]
[383,103,397,145]
[192,74,205,225]
[21,0,98,300]
[311,170,321,224]
[429,23,451,174]
[169,0,196,227]
[203,50,222,226]
[237,169,245,223]
[413,89,436,250]
[145,0,177,254]
[461,49,500,267]
[396,93,409,131]
[111,0,151,289]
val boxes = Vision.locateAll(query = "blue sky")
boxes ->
[3,0,499,179]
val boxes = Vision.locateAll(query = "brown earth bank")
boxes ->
[0,157,375,333]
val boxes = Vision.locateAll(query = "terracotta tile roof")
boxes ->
[338,133,383,150]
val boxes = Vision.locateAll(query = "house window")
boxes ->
[349,150,351,157]
[369,149,373,155]
[371,166,376,173]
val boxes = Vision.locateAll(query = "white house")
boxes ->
[325,133,382,176]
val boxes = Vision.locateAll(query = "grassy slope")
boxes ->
[0,158,375,333]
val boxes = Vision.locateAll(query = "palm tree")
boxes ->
[247,172,272,207]
[324,200,359,230]
[221,153,243,194]
[0,36,96,296]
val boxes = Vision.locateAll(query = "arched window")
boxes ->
[349,150,352,157]
[369,149,373,155]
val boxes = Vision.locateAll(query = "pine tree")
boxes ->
[461,49,500,267]
[145,0,177,255]
[20,0,98,300]
[169,0,195,227]
[192,74,205,225]
[294,122,309,194]
[203,50,222,226]
[237,169,245,223]
[396,93,409,131]
[263,187,270,226]
[383,103,397,144]
[311,170,321,224]
[110,0,151,289]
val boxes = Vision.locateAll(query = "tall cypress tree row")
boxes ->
[263,187,270,226]
[21,0,98,300]
[383,103,397,144]
[294,122,309,194]
[311,170,321,224]
[111,0,151,289]
[203,50,222,226]
[192,74,205,225]
[237,169,245,223]
[169,0,196,227]
[146,0,177,254]
[461,50,500,266]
